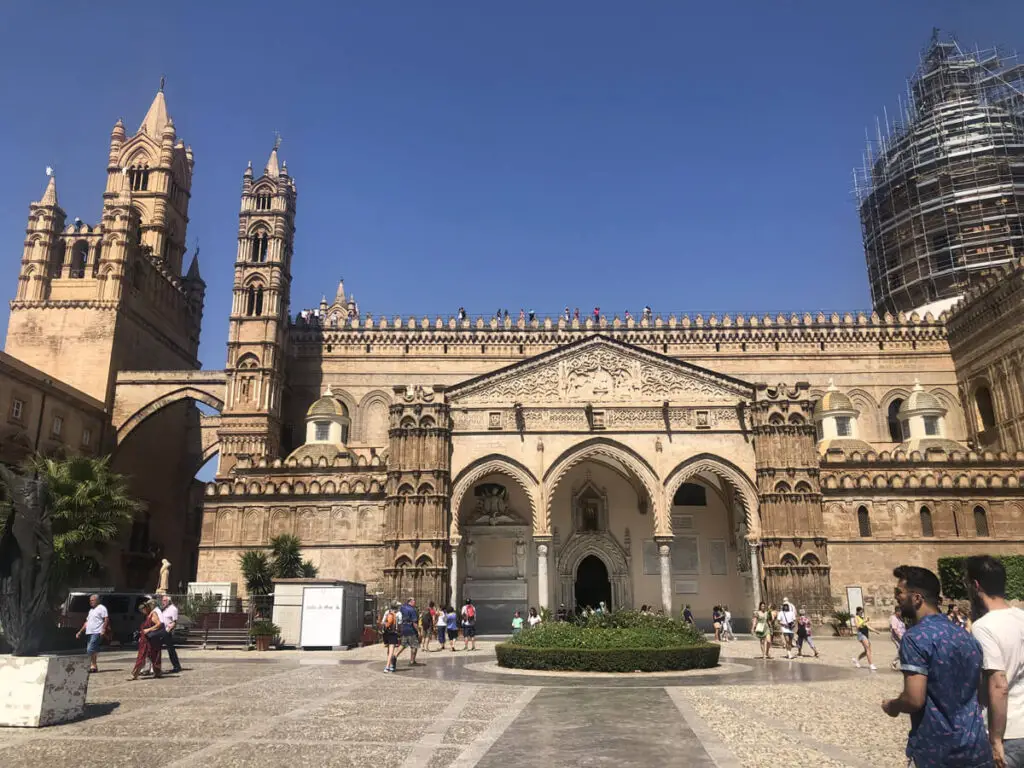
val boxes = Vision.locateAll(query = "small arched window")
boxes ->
[974,506,989,537]
[857,506,872,537]
[975,387,996,431]
[128,163,150,191]
[245,286,265,316]
[255,193,272,211]
[250,233,269,263]
[887,399,904,442]
[69,241,88,278]
[774,481,791,493]
[801,553,820,566]
[919,506,934,537]
[780,553,799,566]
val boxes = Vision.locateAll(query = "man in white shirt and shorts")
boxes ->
[967,555,1024,768]
[75,595,109,673]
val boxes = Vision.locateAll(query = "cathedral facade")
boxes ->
[8,85,1024,633]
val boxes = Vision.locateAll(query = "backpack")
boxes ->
[465,604,476,623]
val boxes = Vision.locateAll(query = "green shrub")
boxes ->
[938,555,1024,601]
[249,620,280,638]
[498,611,716,672]
[496,644,720,672]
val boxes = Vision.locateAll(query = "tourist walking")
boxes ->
[778,599,797,659]
[852,606,877,670]
[712,605,723,642]
[381,602,400,672]
[722,605,735,641]
[683,605,695,626]
[795,608,819,657]
[461,599,477,651]
[445,605,459,650]
[753,601,772,659]
[160,595,182,673]
[128,600,163,680]
[511,610,524,635]
[966,555,1024,768]
[75,594,109,674]
[398,597,421,667]
[883,565,991,767]
[528,607,541,627]
[889,606,906,671]
[436,605,448,648]
[421,601,436,652]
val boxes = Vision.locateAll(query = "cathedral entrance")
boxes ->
[575,555,612,611]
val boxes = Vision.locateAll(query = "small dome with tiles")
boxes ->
[898,382,944,417]
[306,386,348,419]
[812,381,856,419]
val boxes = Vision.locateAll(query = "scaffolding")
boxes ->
[855,31,1024,315]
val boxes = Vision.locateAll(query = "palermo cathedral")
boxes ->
[6,36,1024,633]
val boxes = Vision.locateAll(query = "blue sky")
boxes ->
[0,2,1017,369]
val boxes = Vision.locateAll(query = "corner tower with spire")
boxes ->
[216,140,297,474]
[5,81,204,406]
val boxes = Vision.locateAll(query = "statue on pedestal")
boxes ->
[156,559,171,595]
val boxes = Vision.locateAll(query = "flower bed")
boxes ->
[495,611,720,672]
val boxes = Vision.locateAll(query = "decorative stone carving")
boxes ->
[447,337,749,405]
[467,483,525,526]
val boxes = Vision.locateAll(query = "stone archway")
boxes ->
[557,529,631,612]
[663,453,760,541]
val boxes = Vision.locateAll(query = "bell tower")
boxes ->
[5,82,203,406]
[217,142,296,475]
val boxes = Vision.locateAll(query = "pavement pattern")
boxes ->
[0,637,915,767]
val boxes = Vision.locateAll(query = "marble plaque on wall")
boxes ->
[477,537,514,567]
[674,580,699,595]
[464,580,528,601]
[709,539,728,576]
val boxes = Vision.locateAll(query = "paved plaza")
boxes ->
[0,638,913,767]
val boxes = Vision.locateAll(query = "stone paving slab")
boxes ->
[0,639,917,767]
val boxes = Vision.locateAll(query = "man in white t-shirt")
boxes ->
[967,555,1024,768]
[778,599,797,660]
[75,594,109,673]
[160,595,182,673]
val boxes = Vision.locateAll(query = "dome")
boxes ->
[898,382,944,417]
[819,437,873,455]
[897,437,963,454]
[813,381,855,419]
[306,387,348,419]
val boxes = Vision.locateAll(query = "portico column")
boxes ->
[536,539,551,610]
[449,535,461,607]
[749,541,762,609]
[656,538,673,614]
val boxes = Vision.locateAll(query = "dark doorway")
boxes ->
[575,555,612,611]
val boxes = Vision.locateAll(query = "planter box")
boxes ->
[0,654,89,727]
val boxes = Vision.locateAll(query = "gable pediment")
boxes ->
[446,336,753,406]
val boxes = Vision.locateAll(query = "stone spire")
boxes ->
[335,278,346,306]
[38,169,58,207]
[139,79,170,137]
[185,250,203,282]
[264,144,280,178]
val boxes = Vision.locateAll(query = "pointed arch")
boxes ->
[450,454,539,537]
[542,438,662,535]
[663,453,760,541]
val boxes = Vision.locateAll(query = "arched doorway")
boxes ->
[575,555,611,611]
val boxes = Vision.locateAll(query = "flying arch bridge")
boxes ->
[112,369,227,452]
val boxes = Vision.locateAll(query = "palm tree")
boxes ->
[269,534,304,579]
[238,550,273,596]
[24,454,142,598]
[300,559,319,578]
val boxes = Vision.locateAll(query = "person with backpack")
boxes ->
[461,599,477,651]
[380,602,401,673]
[398,597,421,667]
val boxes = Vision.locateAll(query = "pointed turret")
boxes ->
[264,145,280,178]
[185,251,203,283]
[139,79,170,137]
[335,278,346,306]
[38,171,59,208]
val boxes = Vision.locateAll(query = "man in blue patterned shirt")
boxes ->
[882,565,992,767]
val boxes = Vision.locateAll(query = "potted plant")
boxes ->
[249,620,280,651]
[830,610,853,637]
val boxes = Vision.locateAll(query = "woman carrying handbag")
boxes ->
[128,600,165,680]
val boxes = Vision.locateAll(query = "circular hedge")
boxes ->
[496,611,720,673]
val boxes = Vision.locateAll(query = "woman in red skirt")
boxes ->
[128,600,163,680]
